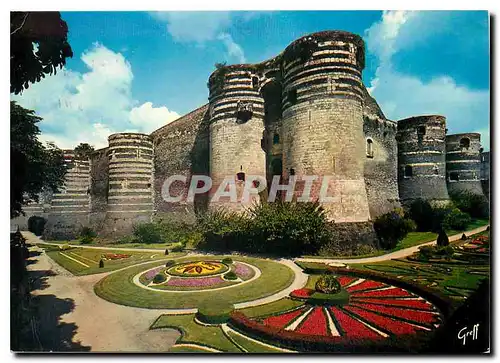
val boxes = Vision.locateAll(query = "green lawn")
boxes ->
[94,255,295,309]
[42,239,174,250]
[150,314,240,353]
[43,246,185,276]
[238,298,303,318]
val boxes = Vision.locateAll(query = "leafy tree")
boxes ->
[11,101,67,218]
[74,143,94,159]
[11,11,73,94]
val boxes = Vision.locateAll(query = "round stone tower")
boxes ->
[207,65,267,210]
[445,133,484,195]
[396,115,449,204]
[45,150,91,239]
[280,30,370,222]
[105,133,154,234]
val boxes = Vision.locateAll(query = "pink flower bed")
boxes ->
[144,267,164,280]
[233,262,254,279]
[166,275,226,287]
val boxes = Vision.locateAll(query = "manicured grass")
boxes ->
[44,247,184,276]
[224,329,283,353]
[94,255,295,309]
[151,314,240,353]
[238,298,303,318]
[43,239,174,250]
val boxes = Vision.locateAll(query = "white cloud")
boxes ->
[12,43,179,149]
[365,11,490,150]
[150,11,231,43]
[130,102,180,132]
[217,33,246,63]
[150,11,246,64]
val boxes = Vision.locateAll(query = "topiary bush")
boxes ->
[373,209,416,249]
[315,274,341,294]
[450,190,489,219]
[196,299,234,324]
[224,271,238,280]
[27,216,46,236]
[437,229,449,247]
[153,273,166,284]
[222,257,233,265]
[443,208,471,231]
[99,259,104,268]
[165,260,175,268]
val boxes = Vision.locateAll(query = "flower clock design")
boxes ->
[248,275,443,342]
[167,261,229,277]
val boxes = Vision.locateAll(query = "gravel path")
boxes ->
[27,246,181,352]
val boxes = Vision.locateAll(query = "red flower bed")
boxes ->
[329,307,381,339]
[337,276,357,287]
[350,297,434,311]
[343,306,425,335]
[346,280,386,293]
[350,303,439,325]
[290,288,314,298]
[104,253,130,260]
[294,307,329,336]
[262,307,305,329]
[352,287,413,298]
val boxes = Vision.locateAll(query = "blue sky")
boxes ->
[12,11,490,150]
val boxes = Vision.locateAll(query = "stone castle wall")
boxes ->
[396,115,450,204]
[13,29,488,240]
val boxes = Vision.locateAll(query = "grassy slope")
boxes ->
[94,255,295,309]
[44,247,184,276]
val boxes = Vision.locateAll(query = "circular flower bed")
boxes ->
[136,259,259,291]
[230,274,444,351]
[167,261,229,277]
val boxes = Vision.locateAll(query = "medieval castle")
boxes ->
[13,30,490,239]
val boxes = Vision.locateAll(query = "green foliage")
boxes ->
[417,244,454,261]
[116,235,138,244]
[79,226,96,244]
[132,222,163,244]
[196,298,234,324]
[164,248,169,255]
[11,102,67,218]
[443,208,471,231]
[306,290,350,305]
[11,12,73,94]
[132,219,199,245]
[373,209,416,249]
[165,260,175,267]
[437,229,449,247]
[222,257,233,265]
[99,259,104,268]
[171,243,185,252]
[224,271,238,280]
[74,143,94,159]
[197,209,250,252]
[409,199,435,231]
[315,274,341,294]
[60,244,73,251]
[248,201,332,256]
[27,216,46,236]
[450,190,489,219]
[153,273,166,284]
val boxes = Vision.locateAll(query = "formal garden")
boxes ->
[25,189,490,353]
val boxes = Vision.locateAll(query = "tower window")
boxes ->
[450,172,459,181]
[404,165,413,178]
[252,76,259,89]
[236,172,246,181]
[366,138,374,158]
[288,89,297,105]
[290,168,296,176]
[460,137,471,149]
[273,133,280,145]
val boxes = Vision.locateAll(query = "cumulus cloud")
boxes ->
[11,43,179,149]
[150,11,246,64]
[365,11,490,150]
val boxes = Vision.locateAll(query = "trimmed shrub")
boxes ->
[197,209,250,252]
[164,248,169,255]
[306,290,350,306]
[461,233,467,240]
[437,229,449,247]
[222,257,233,265]
[409,199,434,231]
[224,271,237,280]
[450,190,489,219]
[133,222,163,244]
[99,259,104,268]
[165,260,175,268]
[373,210,416,249]
[443,209,471,231]
[196,299,234,324]
[153,273,166,284]
[27,216,46,236]
[315,274,341,294]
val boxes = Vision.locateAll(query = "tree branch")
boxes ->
[11,12,29,36]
